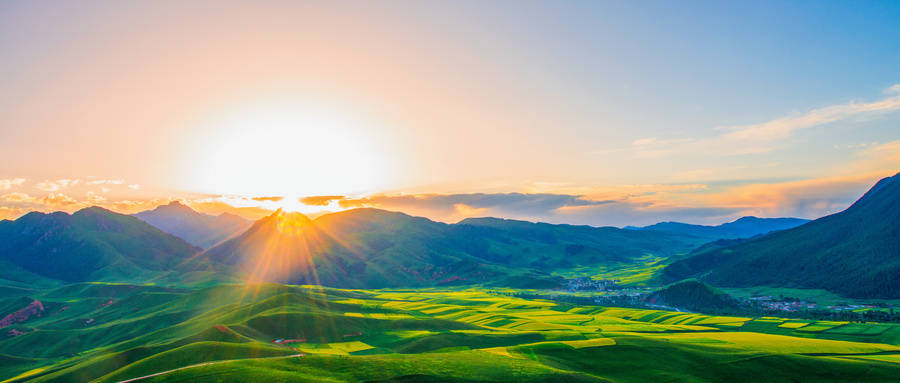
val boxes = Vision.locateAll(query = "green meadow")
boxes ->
[1,283,900,382]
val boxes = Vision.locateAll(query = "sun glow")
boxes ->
[183,101,392,199]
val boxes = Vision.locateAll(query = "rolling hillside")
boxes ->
[663,172,900,298]
[0,207,200,284]
[630,216,809,240]
[4,283,900,382]
[134,201,250,249]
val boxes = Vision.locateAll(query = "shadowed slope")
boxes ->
[663,172,900,298]
[0,207,200,283]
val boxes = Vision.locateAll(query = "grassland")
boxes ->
[3,283,900,382]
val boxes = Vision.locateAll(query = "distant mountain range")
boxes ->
[5,171,897,297]
[0,207,199,285]
[0,205,711,289]
[134,201,250,249]
[663,172,900,299]
[185,208,710,288]
[628,216,809,240]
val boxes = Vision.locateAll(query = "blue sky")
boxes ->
[0,1,898,225]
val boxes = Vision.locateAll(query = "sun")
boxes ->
[182,101,391,200]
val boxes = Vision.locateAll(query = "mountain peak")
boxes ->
[267,210,313,234]
[663,171,900,298]
[133,201,250,249]
[157,200,196,213]
[74,206,115,216]
[852,171,900,207]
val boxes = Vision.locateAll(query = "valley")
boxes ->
[4,283,900,382]
[0,173,898,382]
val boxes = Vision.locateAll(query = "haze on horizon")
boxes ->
[1,0,899,226]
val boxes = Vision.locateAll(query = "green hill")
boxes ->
[643,279,739,312]
[189,208,707,288]
[0,207,200,283]
[663,172,900,298]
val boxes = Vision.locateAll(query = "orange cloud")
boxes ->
[300,195,345,206]
[0,206,28,221]
[251,196,284,202]
[1,192,35,203]
[698,172,890,218]
[86,179,123,185]
[38,193,80,208]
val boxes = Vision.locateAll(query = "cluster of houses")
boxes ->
[564,277,620,292]
[748,296,882,313]
[748,296,817,312]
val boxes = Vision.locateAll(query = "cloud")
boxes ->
[631,84,900,157]
[317,170,895,226]
[0,178,25,190]
[187,199,274,220]
[251,196,284,202]
[38,193,80,208]
[1,192,35,203]
[35,179,80,191]
[337,193,616,223]
[696,172,890,219]
[332,191,743,226]
[843,140,900,174]
[86,191,106,204]
[300,195,345,206]
[86,179,123,185]
[128,184,140,190]
[721,84,900,140]
[0,206,29,221]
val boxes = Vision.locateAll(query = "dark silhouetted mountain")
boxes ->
[643,279,739,312]
[630,216,809,240]
[0,207,200,283]
[663,172,900,298]
[188,208,707,288]
[134,201,250,249]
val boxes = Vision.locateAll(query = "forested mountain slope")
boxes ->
[663,172,900,298]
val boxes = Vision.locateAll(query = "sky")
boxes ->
[1,0,899,226]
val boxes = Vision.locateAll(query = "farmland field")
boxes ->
[4,283,900,382]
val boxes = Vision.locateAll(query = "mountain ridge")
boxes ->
[629,216,809,240]
[187,207,710,288]
[134,201,251,249]
[662,172,900,298]
[0,206,200,284]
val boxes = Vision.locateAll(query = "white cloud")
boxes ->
[35,179,80,191]
[0,178,25,190]
[86,191,106,204]
[632,84,900,157]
